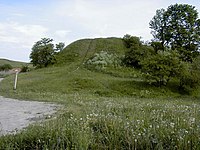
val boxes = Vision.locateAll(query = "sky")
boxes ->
[0,0,199,62]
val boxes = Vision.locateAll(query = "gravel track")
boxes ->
[0,78,60,136]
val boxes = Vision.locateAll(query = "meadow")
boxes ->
[0,62,200,149]
[0,38,200,149]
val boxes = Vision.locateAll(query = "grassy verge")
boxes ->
[0,64,200,149]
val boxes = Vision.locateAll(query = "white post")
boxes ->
[14,71,19,90]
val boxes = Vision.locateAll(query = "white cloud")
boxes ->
[0,22,48,45]
[55,30,71,39]
[0,21,48,61]
[53,0,162,40]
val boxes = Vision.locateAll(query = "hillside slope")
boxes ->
[56,37,127,65]
[0,59,27,68]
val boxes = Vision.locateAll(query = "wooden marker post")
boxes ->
[14,70,19,90]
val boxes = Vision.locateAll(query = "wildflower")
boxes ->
[170,122,175,128]
[189,118,195,124]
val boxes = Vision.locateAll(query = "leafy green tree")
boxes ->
[123,34,142,48]
[150,4,200,62]
[140,51,181,86]
[30,38,55,68]
[123,35,154,68]
[149,9,166,50]
[151,41,164,53]
[179,56,200,93]
[55,42,65,52]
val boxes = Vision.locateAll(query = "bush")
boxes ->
[179,56,200,94]
[0,64,13,71]
[140,51,181,86]
[123,35,155,68]
[85,51,121,71]
[21,65,30,72]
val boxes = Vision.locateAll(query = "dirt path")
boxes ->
[0,78,60,136]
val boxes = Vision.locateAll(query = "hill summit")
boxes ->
[56,37,127,65]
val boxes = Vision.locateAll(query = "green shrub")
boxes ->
[179,56,200,94]
[140,51,181,86]
[21,65,30,72]
[122,35,155,68]
[0,64,13,71]
[85,51,121,71]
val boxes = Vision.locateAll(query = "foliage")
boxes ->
[85,51,121,70]
[21,65,30,72]
[30,38,55,68]
[179,56,200,93]
[150,4,200,62]
[123,34,142,48]
[123,35,155,68]
[150,41,164,53]
[141,51,182,86]
[123,34,142,49]
[0,64,12,71]
[55,42,65,52]
[149,9,166,49]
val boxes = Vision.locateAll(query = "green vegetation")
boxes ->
[0,59,28,78]
[0,36,199,148]
[30,38,56,68]
[55,37,127,65]
[1,60,200,149]
[85,51,122,71]
[149,4,200,62]
[0,64,12,71]
[0,3,200,149]
[0,59,26,68]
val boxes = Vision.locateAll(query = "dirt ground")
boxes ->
[0,78,60,136]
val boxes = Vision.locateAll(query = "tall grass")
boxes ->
[0,96,200,149]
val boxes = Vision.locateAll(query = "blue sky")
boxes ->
[0,0,199,62]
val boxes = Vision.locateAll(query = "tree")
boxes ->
[123,34,142,48]
[149,9,166,50]
[140,50,182,86]
[55,42,65,52]
[151,41,164,53]
[150,4,200,62]
[30,38,55,68]
[123,35,154,68]
[179,56,200,93]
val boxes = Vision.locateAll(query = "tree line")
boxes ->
[123,3,200,93]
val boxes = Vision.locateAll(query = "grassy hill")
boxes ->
[0,37,200,149]
[56,37,127,65]
[0,58,27,68]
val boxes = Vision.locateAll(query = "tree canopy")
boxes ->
[150,4,200,62]
[30,38,55,68]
